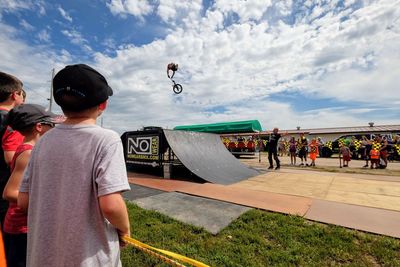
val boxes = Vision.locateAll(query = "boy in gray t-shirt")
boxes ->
[18,64,131,267]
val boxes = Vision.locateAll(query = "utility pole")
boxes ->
[48,68,55,112]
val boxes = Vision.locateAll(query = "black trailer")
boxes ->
[121,128,259,185]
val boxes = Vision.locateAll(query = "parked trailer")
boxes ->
[121,127,259,184]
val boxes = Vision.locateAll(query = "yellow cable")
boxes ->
[123,236,210,267]
[128,241,186,266]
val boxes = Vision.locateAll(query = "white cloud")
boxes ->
[0,0,31,12]
[107,0,153,19]
[102,37,116,49]
[37,2,46,16]
[19,19,34,31]
[61,29,92,52]
[58,7,72,22]
[37,29,50,42]
[0,22,70,109]
[157,0,202,26]
[215,0,273,22]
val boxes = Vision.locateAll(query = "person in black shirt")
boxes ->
[379,136,389,168]
[268,128,287,170]
[297,133,309,166]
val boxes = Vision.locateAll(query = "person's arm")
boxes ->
[380,141,388,151]
[99,192,130,244]
[17,192,29,213]
[3,150,31,202]
[3,151,15,165]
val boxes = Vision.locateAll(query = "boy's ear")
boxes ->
[99,101,107,111]
[35,123,43,133]
[11,91,19,100]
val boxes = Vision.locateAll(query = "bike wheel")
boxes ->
[173,83,183,94]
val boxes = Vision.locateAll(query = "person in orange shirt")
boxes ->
[309,138,319,167]
[370,148,380,169]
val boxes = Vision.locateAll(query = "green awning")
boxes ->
[174,120,262,133]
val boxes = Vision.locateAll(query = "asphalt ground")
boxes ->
[124,184,251,234]
[132,191,250,234]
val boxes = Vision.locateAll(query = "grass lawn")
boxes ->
[121,202,400,267]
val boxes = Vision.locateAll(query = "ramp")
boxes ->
[163,130,259,185]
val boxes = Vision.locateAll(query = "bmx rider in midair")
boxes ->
[167,63,183,94]
[167,63,178,79]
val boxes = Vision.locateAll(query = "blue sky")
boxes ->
[0,0,399,134]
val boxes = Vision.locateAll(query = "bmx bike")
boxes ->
[171,79,183,94]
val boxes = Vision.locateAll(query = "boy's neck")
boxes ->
[23,133,41,145]
[63,117,97,125]
[63,106,102,125]
[0,101,17,111]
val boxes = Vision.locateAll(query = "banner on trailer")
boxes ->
[126,135,159,161]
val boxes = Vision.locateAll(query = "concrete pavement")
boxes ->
[125,156,400,238]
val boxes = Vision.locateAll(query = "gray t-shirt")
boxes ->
[20,124,130,267]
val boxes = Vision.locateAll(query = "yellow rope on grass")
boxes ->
[128,240,186,266]
[123,236,210,267]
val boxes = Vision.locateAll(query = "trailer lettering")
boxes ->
[127,136,159,161]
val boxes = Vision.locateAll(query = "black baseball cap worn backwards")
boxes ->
[7,104,57,132]
[53,64,113,111]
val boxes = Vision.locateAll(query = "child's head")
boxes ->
[52,64,113,116]
[7,104,57,136]
[0,71,24,104]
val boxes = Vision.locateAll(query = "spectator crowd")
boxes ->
[269,130,400,169]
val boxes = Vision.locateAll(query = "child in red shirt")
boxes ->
[2,104,57,267]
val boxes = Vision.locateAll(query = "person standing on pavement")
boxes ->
[308,138,319,167]
[267,128,287,170]
[361,136,371,167]
[288,136,297,165]
[379,136,389,168]
[297,133,309,166]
